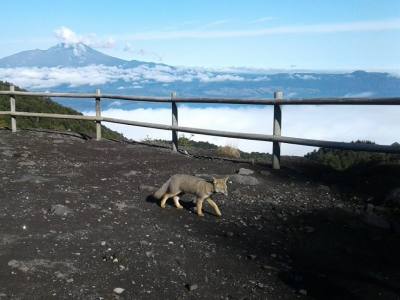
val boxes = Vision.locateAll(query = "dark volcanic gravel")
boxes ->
[0,129,400,299]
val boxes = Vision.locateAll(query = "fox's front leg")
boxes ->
[206,198,222,217]
[196,197,207,217]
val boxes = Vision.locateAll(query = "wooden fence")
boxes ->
[1,85,400,169]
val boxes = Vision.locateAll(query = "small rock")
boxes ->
[113,287,125,295]
[50,204,73,216]
[145,251,154,258]
[186,283,198,291]
[123,170,138,177]
[224,231,234,237]
[247,254,257,260]
[366,203,375,213]
[8,260,29,272]
[336,203,344,209]
[101,241,106,246]
[140,240,150,246]
[230,174,259,186]
[262,265,279,271]
[237,168,254,176]
[304,226,315,233]
[299,289,307,295]
[260,170,271,176]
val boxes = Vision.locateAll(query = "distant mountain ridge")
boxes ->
[0,43,158,68]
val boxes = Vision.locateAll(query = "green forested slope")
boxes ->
[0,81,123,139]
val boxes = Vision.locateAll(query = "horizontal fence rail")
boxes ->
[1,90,400,105]
[1,86,400,169]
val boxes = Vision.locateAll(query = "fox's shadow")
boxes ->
[145,194,219,216]
[145,194,196,210]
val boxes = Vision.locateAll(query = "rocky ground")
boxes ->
[0,129,399,299]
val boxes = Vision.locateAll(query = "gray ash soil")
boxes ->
[0,129,400,299]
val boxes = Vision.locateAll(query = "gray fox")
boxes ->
[153,174,229,217]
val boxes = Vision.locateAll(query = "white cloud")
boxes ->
[123,43,162,61]
[249,17,276,24]
[121,18,400,41]
[0,66,122,88]
[0,65,248,89]
[294,74,319,80]
[54,27,81,44]
[109,101,123,107]
[196,74,245,82]
[344,91,374,97]
[91,37,116,49]
[83,105,400,156]
[202,19,231,28]
[54,26,115,49]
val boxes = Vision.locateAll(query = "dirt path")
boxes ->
[0,129,399,299]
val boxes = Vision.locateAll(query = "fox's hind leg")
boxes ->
[160,193,170,208]
[206,198,222,217]
[173,196,183,209]
[160,192,180,208]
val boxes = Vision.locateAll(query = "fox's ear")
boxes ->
[224,176,229,182]
[212,176,217,182]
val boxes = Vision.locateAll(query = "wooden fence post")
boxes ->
[10,85,16,132]
[95,89,102,141]
[171,92,178,152]
[272,91,283,169]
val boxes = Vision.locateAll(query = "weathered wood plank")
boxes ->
[272,91,283,169]
[102,116,400,153]
[171,92,178,152]
[1,90,399,105]
[0,110,398,153]
[10,111,97,121]
[10,85,16,132]
[96,89,102,141]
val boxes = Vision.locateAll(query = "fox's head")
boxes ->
[212,176,229,196]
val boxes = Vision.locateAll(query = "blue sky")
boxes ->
[1,0,400,70]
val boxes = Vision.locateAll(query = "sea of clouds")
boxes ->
[1,65,399,156]
[83,105,400,156]
[0,65,250,89]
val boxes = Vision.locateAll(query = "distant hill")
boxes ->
[0,43,153,68]
[305,140,400,170]
[0,81,123,139]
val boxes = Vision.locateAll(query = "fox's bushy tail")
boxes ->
[153,178,171,199]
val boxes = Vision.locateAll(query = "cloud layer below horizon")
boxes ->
[0,65,253,89]
[83,105,400,156]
